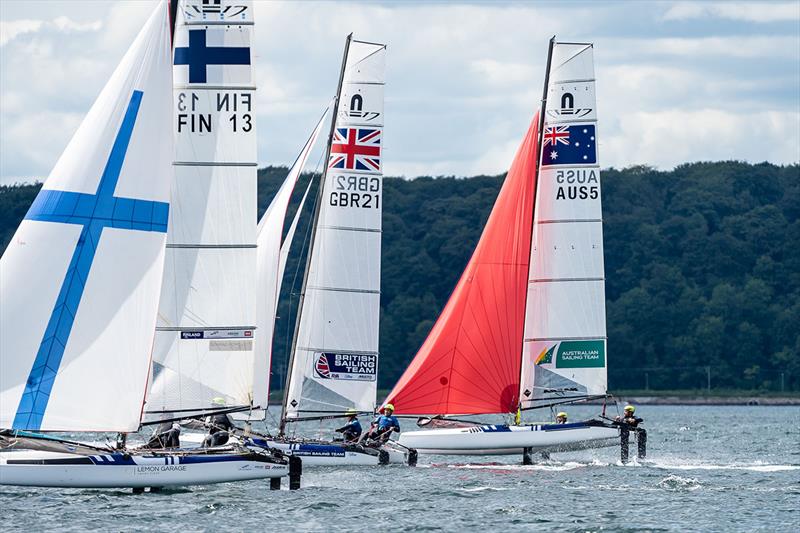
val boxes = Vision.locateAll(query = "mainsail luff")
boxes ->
[147,0,260,417]
[280,35,353,432]
[519,41,608,405]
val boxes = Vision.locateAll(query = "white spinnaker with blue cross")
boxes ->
[147,0,261,417]
[254,107,330,410]
[519,42,608,406]
[0,2,173,432]
[285,40,386,419]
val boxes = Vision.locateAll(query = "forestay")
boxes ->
[284,39,386,419]
[0,3,172,432]
[254,108,329,411]
[147,0,260,416]
[519,43,607,404]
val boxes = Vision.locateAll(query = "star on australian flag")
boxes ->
[541,124,597,166]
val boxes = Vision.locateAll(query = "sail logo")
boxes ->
[329,128,381,172]
[535,344,557,365]
[314,352,377,382]
[547,91,593,120]
[340,94,381,122]
[555,340,605,368]
[541,125,597,167]
[182,1,250,21]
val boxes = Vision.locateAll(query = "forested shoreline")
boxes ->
[2,161,798,393]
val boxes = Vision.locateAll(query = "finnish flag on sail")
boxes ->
[173,27,252,85]
[541,124,597,166]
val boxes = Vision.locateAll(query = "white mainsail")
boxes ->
[147,0,260,415]
[283,37,387,420]
[0,2,173,432]
[254,109,330,411]
[519,42,607,405]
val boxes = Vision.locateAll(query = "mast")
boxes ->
[279,34,353,434]
[516,35,555,417]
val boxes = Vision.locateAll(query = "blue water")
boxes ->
[1,405,798,532]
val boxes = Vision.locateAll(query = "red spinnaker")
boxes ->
[385,114,540,415]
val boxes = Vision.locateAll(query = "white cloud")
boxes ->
[0,0,798,185]
[602,109,800,169]
[663,2,800,23]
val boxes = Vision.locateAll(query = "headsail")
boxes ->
[147,0,259,416]
[384,117,541,416]
[0,2,173,432]
[254,108,329,411]
[282,37,386,421]
[519,42,607,405]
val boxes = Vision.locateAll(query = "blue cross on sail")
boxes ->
[173,28,251,85]
[0,3,173,433]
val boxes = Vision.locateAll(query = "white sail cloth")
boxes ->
[147,0,259,415]
[254,108,330,411]
[519,43,608,403]
[0,2,173,432]
[284,40,386,418]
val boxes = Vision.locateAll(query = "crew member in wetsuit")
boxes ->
[555,411,568,424]
[145,423,181,449]
[365,404,401,444]
[202,397,235,448]
[335,408,362,443]
[615,405,643,427]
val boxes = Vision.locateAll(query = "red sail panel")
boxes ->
[385,114,540,415]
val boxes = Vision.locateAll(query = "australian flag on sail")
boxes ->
[541,124,597,166]
[329,127,382,172]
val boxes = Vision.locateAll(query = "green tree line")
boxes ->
[2,161,798,393]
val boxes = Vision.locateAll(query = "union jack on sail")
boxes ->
[329,127,381,172]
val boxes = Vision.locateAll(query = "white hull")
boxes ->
[398,422,619,455]
[0,449,288,488]
[262,439,407,466]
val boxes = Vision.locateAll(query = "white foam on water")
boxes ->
[650,459,799,472]
[657,474,702,491]
[443,461,589,472]
[457,486,511,493]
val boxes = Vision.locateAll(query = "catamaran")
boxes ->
[385,38,621,458]
[0,0,291,488]
[260,35,412,466]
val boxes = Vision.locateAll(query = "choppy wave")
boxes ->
[657,474,702,491]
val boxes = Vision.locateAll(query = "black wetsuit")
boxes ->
[145,427,180,449]
[202,413,234,447]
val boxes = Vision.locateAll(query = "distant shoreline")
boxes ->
[602,395,800,406]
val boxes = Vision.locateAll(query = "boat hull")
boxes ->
[398,421,619,455]
[259,439,407,466]
[0,449,288,488]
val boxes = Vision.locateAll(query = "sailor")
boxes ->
[202,397,235,448]
[334,408,363,443]
[374,404,401,441]
[615,405,642,427]
[145,422,181,449]
[555,412,568,424]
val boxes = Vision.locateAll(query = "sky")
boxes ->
[0,0,798,185]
